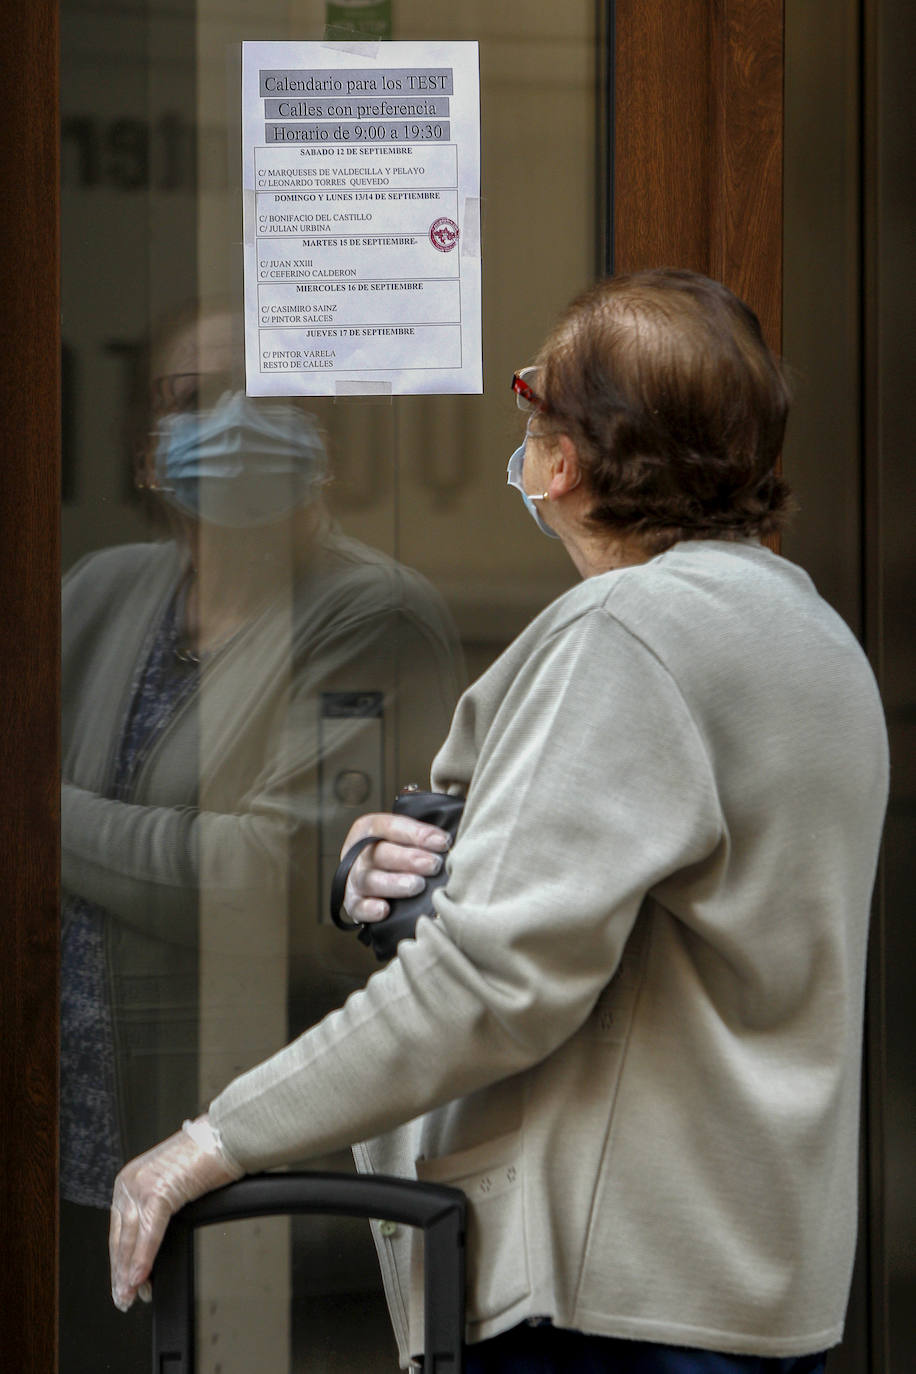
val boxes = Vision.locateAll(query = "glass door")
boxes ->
[59,2,608,1370]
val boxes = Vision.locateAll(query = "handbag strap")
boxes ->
[329,835,382,930]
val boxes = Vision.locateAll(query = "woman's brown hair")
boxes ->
[537,269,793,551]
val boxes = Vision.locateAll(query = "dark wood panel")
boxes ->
[614,0,783,351]
[614,0,784,557]
[710,0,784,350]
[614,0,714,276]
[0,0,61,1371]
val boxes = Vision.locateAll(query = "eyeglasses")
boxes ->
[511,366,549,414]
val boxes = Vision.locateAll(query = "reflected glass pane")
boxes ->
[60,1,602,1370]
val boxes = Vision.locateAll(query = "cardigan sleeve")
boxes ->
[209,606,725,1170]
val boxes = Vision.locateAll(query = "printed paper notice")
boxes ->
[242,41,481,396]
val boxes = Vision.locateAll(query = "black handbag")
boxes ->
[329,786,464,962]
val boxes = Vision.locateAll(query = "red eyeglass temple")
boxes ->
[511,372,546,409]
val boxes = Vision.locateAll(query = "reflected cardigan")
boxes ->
[62,528,462,1166]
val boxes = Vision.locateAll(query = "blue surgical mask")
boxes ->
[153,390,328,527]
[506,439,560,539]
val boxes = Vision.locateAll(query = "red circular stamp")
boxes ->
[429,217,459,253]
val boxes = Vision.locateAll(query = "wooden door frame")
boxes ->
[0,2,783,1367]
[0,0,62,1370]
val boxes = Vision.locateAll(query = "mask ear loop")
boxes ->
[523,414,582,505]
[522,420,551,503]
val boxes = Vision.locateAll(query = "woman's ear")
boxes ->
[548,434,583,498]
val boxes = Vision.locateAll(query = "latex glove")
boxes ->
[341,811,451,924]
[110,1115,243,1312]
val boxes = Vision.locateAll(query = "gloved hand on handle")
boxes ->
[109,1114,243,1312]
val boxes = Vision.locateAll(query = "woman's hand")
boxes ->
[109,1116,243,1312]
[341,812,452,924]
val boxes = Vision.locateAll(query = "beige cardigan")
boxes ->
[211,541,888,1364]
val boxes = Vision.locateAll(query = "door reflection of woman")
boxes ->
[59,306,463,1372]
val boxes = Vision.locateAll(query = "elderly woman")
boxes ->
[110,271,888,1374]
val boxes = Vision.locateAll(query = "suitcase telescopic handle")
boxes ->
[152,1170,466,1373]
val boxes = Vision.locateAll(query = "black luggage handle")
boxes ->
[152,1170,466,1373]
